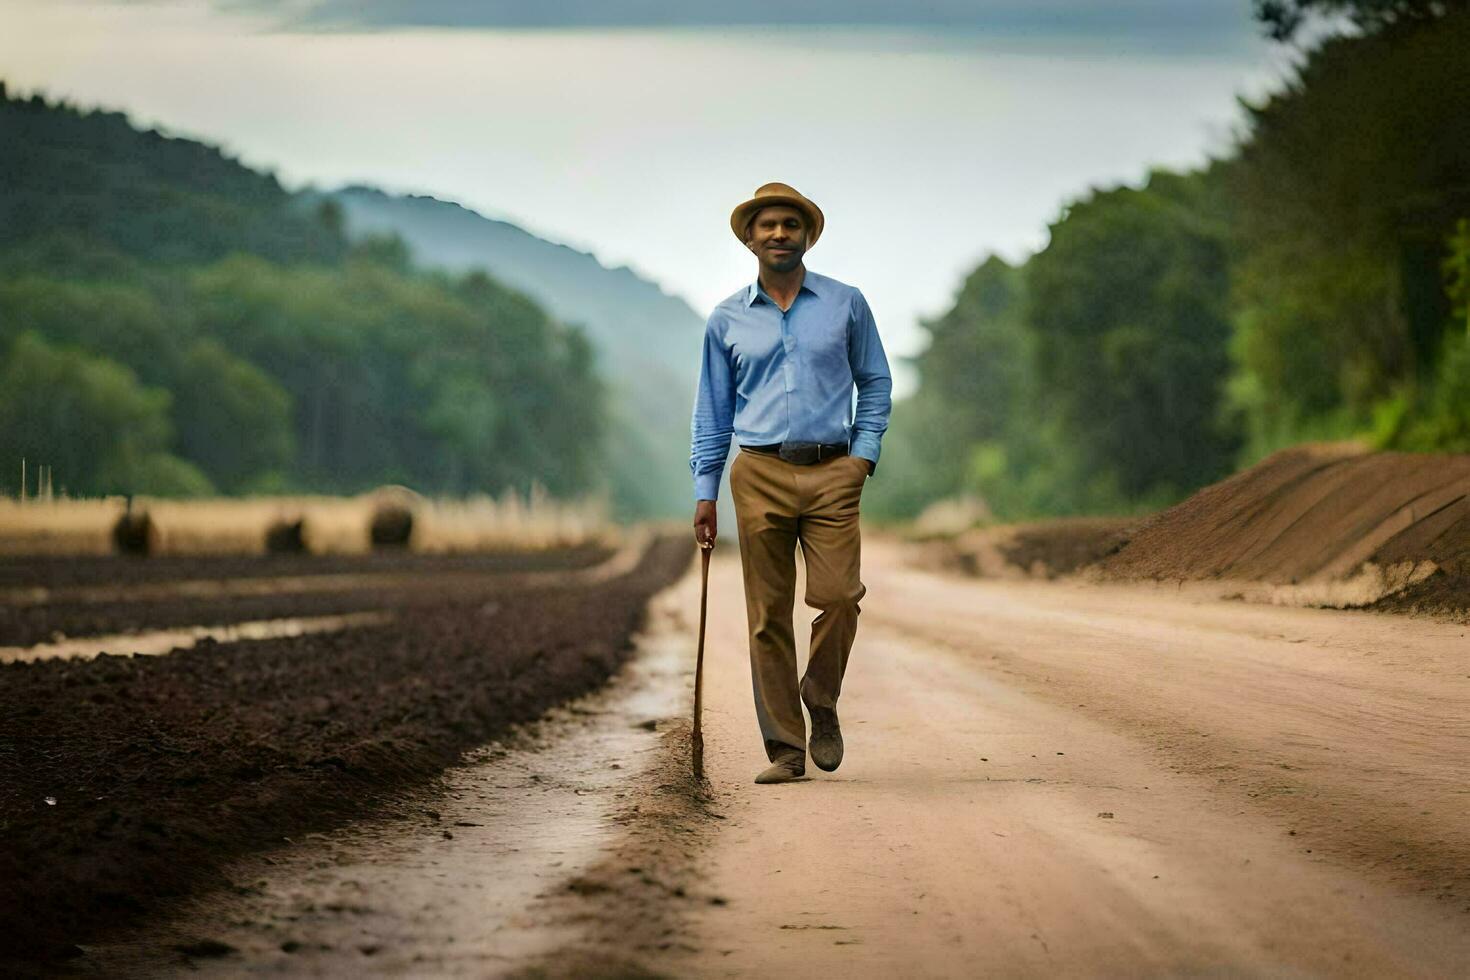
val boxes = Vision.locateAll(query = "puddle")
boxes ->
[74,589,691,977]
[0,612,394,664]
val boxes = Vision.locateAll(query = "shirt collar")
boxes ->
[746,270,823,308]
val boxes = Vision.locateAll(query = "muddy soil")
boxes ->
[0,545,615,647]
[69,583,707,978]
[0,545,613,592]
[0,534,691,970]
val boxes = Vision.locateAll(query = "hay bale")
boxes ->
[366,485,422,550]
[112,510,157,556]
[264,517,308,554]
[369,504,414,549]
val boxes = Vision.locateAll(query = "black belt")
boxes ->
[741,441,849,465]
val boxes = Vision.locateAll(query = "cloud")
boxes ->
[213,0,1255,41]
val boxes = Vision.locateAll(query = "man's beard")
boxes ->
[765,248,804,273]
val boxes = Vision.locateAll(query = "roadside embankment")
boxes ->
[909,443,1470,618]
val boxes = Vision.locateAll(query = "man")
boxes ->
[690,182,893,785]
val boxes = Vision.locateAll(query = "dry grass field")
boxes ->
[0,484,615,557]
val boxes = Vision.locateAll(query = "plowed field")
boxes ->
[0,533,691,969]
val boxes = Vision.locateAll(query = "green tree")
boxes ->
[864,256,1038,521]
[0,332,211,496]
[0,85,347,266]
[172,339,296,492]
[0,273,184,390]
[1254,0,1467,41]
[1375,219,1470,451]
[1227,10,1470,455]
[1444,218,1470,337]
[1025,167,1238,506]
[185,253,603,497]
[917,257,1030,459]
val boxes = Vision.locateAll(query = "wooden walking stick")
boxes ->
[692,540,712,781]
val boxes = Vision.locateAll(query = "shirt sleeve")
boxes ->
[690,313,736,501]
[847,289,893,474]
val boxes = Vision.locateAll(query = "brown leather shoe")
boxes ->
[808,706,843,772]
[754,753,806,784]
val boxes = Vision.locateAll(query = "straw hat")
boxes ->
[730,182,824,247]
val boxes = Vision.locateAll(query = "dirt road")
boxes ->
[674,537,1470,977]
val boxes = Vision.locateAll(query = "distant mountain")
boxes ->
[319,186,701,380]
[0,82,344,268]
[0,85,605,501]
[312,186,703,518]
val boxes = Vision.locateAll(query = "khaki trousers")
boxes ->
[728,447,868,762]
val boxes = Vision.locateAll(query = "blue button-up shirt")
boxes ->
[689,269,893,501]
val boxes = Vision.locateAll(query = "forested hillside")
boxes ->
[867,3,1470,522]
[316,186,702,519]
[0,83,603,501]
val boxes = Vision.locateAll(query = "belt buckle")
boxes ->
[778,441,820,465]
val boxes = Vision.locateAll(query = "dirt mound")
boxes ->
[912,517,1135,581]
[1095,443,1470,612]
[0,535,692,967]
[910,443,1469,617]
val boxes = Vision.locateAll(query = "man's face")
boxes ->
[745,205,807,274]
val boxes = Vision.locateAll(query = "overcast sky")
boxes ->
[213,0,1256,36]
[2,0,1296,394]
